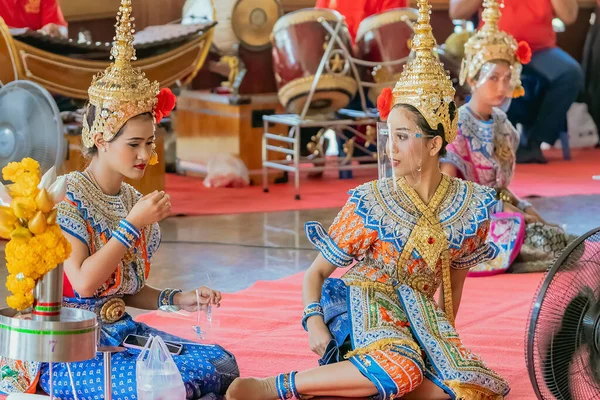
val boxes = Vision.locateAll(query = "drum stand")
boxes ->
[262,17,409,200]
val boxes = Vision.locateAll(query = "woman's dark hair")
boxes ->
[82,104,153,159]
[394,102,456,157]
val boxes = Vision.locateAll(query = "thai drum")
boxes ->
[355,8,418,104]
[271,8,358,116]
[184,0,282,54]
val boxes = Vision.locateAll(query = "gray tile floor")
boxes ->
[0,194,598,312]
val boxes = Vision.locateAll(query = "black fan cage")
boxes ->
[527,227,600,400]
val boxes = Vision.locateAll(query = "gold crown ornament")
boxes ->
[82,0,176,165]
[459,0,531,98]
[376,0,458,144]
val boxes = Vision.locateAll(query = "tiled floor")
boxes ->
[0,194,597,313]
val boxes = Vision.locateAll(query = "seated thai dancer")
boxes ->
[225,1,510,398]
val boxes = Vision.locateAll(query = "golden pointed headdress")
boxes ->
[390,0,458,143]
[459,0,531,97]
[82,0,160,149]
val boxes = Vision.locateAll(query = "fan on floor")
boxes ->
[526,226,600,399]
[0,80,66,178]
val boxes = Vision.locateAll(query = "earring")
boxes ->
[417,162,422,172]
[102,148,107,152]
[149,143,158,166]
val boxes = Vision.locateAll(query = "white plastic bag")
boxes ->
[561,102,599,149]
[136,335,186,400]
[203,153,250,188]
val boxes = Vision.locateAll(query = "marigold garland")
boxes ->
[1,158,71,311]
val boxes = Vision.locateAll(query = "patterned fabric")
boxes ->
[349,343,424,398]
[0,360,39,394]
[305,221,358,267]
[443,105,572,275]
[38,320,239,400]
[308,177,510,399]
[469,213,526,277]
[443,107,519,190]
[397,285,507,396]
[510,223,577,274]
[57,172,161,297]
[0,172,239,399]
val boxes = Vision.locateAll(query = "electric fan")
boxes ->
[526,226,600,399]
[0,80,66,177]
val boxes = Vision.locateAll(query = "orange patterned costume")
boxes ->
[306,176,510,398]
[301,0,510,397]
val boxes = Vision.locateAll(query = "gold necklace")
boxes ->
[84,168,101,190]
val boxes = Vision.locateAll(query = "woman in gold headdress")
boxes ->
[440,0,574,275]
[225,1,509,399]
[0,1,239,398]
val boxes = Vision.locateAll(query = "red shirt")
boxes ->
[0,0,67,30]
[479,0,555,52]
[316,0,408,41]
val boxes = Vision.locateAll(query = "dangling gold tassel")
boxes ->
[149,143,158,165]
[441,253,455,327]
[445,380,504,400]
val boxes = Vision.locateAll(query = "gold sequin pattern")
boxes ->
[391,0,458,143]
[100,298,126,323]
[395,175,456,325]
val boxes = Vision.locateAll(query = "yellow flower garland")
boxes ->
[1,158,72,311]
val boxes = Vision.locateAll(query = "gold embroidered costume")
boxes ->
[305,1,510,398]
[0,1,238,397]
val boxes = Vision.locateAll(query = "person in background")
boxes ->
[0,2,240,398]
[441,0,575,275]
[583,0,600,134]
[0,0,68,38]
[316,0,408,42]
[225,2,510,398]
[449,0,583,164]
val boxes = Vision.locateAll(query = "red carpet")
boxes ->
[167,148,600,216]
[136,271,543,399]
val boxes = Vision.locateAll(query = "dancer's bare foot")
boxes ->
[225,376,278,400]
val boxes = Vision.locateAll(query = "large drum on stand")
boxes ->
[355,8,468,105]
[272,8,358,116]
[356,8,418,104]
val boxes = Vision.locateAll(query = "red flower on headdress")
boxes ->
[154,88,177,123]
[377,87,393,121]
[516,41,532,64]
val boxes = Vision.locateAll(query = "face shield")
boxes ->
[377,121,434,186]
[472,61,519,113]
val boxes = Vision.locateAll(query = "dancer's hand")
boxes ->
[126,191,171,229]
[174,286,222,312]
[307,317,332,357]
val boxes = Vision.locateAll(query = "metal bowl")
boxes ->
[0,307,98,363]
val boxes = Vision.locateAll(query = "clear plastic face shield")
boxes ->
[377,116,434,186]
[471,61,519,113]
